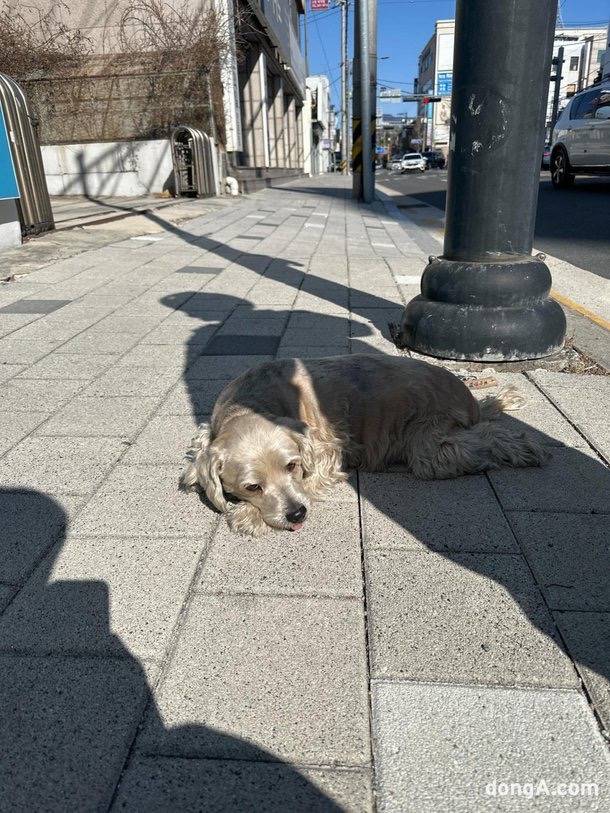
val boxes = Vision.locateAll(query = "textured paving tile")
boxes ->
[0,412,45,456]
[0,378,83,414]
[0,585,15,613]
[137,594,369,765]
[366,550,577,687]
[360,473,517,553]
[0,535,204,660]
[82,366,180,398]
[0,299,71,314]
[554,612,610,734]
[0,313,41,338]
[55,331,141,355]
[15,354,116,380]
[175,265,222,274]
[185,355,272,380]
[0,654,150,812]
[112,756,373,812]
[0,363,24,382]
[508,513,610,611]
[198,502,362,597]
[0,490,82,583]
[372,682,610,813]
[71,465,217,538]
[0,436,126,495]
[158,379,228,417]
[39,395,159,438]
[488,447,610,513]
[122,414,198,465]
[202,335,280,356]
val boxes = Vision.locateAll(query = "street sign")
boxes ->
[310,0,329,9]
[0,107,19,200]
[375,146,385,154]
[379,88,403,99]
[437,71,453,95]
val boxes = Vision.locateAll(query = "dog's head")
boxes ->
[181,415,314,534]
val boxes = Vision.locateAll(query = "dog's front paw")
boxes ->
[226,502,270,536]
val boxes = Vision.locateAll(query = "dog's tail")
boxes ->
[478,386,525,421]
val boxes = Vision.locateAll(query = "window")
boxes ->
[597,49,604,64]
[569,56,579,71]
[570,89,601,119]
[592,90,610,120]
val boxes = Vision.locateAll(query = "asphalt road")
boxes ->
[378,168,610,281]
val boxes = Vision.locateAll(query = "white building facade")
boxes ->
[416,19,607,156]
[303,75,335,176]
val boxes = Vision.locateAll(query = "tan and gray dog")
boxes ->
[181,354,545,535]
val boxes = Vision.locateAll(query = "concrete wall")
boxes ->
[41,140,174,197]
[0,199,21,249]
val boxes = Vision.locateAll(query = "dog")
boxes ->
[180,354,546,535]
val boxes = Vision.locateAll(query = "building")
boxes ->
[415,19,607,155]
[1,0,307,195]
[303,74,335,176]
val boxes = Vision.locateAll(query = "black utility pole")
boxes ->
[397,0,566,361]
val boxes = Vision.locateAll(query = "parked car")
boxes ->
[422,150,446,169]
[401,152,427,172]
[541,143,551,169]
[550,81,610,188]
[389,155,403,171]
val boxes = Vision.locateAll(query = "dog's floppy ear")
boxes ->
[180,422,228,513]
[277,416,345,495]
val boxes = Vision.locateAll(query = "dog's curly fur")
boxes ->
[181,355,547,535]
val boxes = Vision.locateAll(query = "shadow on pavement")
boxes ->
[0,488,344,810]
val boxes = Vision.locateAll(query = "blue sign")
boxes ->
[0,107,19,200]
[437,71,453,95]
[375,146,385,154]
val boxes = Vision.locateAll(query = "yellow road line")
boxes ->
[551,290,610,332]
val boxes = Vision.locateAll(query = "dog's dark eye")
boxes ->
[286,461,297,472]
[245,484,262,492]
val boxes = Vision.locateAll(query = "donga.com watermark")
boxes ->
[485,778,600,800]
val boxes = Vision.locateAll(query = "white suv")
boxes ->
[401,153,426,172]
[550,82,610,188]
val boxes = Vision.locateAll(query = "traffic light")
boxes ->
[423,96,441,103]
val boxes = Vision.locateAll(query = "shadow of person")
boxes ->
[0,489,344,811]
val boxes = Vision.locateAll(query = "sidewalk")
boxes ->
[0,174,608,811]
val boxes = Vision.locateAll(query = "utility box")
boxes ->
[171,126,220,197]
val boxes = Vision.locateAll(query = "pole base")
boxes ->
[396,256,567,361]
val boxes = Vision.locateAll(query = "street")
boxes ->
[378,168,610,281]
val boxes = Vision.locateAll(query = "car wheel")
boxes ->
[551,149,575,189]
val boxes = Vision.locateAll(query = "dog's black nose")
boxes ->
[286,505,307,524]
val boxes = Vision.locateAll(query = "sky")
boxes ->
[304,0,610,119]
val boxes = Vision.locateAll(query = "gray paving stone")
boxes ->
[198,502,362,597]
[360,473,517,553]
[0,299,71,314]
[39,395,159,438]
[55,331,141,355]
[372,682,610,813]
[554,612,610,734]
[0,585,15,612]
[185,355,272,380]
[0,535,204,660]
[82,366,181,398]
[122,414,198,465]
[0,654,150,812]
[139,324,217,346]
[508,513,610,611]
[86,316,164,336]
[277,345,349,359]
[202,334,280,356]
[366,550,577,687]
[0,490,82,584]
[0,436,126,494]
[0,412,45,456]
[217,318,286,337]
[112,756,373,812]
[16,353,116,380]
[137,594,370,765]
[71,465,217,538]
[489,447,609,513]
[158,379,228,417]
[0,336,60,364]
[0,378,84,413]
[0,363,24,382]
[0,313,41,337]
[116,344,188,369]
[175,265,222,274]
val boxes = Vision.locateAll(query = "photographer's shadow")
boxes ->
[0,489,344,811]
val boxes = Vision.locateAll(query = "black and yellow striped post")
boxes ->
[352,0,376,202]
